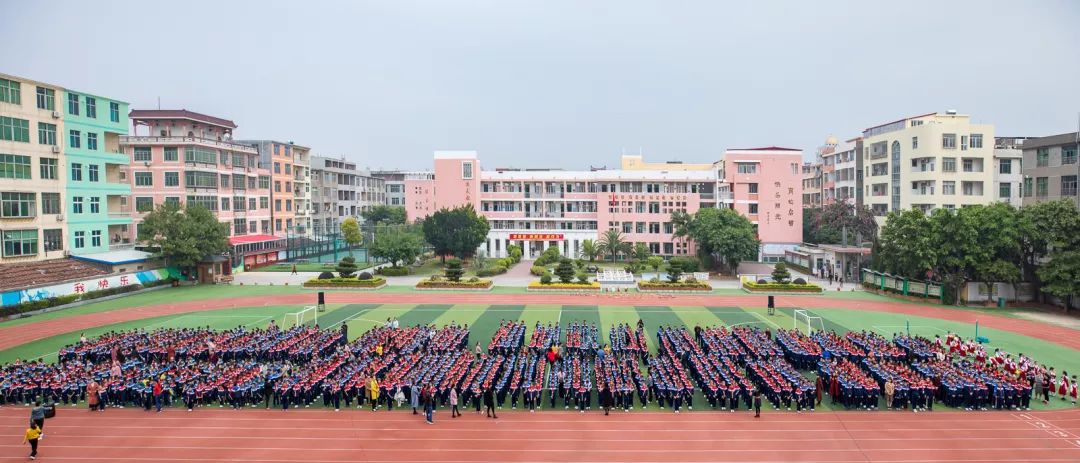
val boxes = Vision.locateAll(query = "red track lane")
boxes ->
[1,407,1079,462]
[2,292,1079,353]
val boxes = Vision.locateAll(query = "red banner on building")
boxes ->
[508,233,564,241]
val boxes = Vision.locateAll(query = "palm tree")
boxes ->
[632,243,651,261]
[671,211,694,244]
[598,229,628,262]
[579,239,599,262]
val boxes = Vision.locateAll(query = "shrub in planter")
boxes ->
[468,277,480,283]
[444,259,464,282]
[576,272,590,284]
[669,256,700,273]
[793,277,807,285]
[318,271,335,280]
[530,265,548,277]
[555,258,576,284]
[757,279,768,284]
[540,273,553,284]
[378,266,409,276]
[358,272,373,280]
[336,256,359,278]
[429,275,442,282]
[666,260,684,283]
[771,262,791,284]
[476,265,507,277]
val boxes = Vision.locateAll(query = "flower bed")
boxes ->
[415,279,493,291]
[637,281,713,292]
[303,277,386,289]
[741,281,822,294]
[527,281,601,292]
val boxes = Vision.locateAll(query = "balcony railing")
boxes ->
[119,135,258,154]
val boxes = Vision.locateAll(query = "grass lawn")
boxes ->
[252,260,373,273]
[3,294,1079,412]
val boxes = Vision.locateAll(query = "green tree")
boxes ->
[977,260,1020,305]
[647,256,663,275]
[968,203,1024,303]
[138,203,228,271]
[632,243,651,262]
[677,208,759,274]
[877,209,936,279]
[929,207,980,305]
[597,230,629,262]
[444,258,464,282]
[1020,200,1080,292]
[554,257,576,283]
[579,239,600,262]
[362,205,407,225]
[421,205,491,262]
[808,203,878,244]
[1038,249,1080,311]
[369,224,424,267]
[771,261,791,283]
[336,255,359,278]
[340,217,363,256]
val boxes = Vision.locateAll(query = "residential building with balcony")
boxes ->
[356,169,386,215]
[861,111,995,220]
[816,136,861,207]
[63,88,132,256]
[371,170,434,207]
[992,137,1025,207]
[801,162,822,208]
[1021,132,1080,207]
[122,110,278,272]
[406,149,802,262]
[238,140,312,236]
[311,155,359,235]
[0,73,67,263]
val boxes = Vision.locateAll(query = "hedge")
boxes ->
[476,265,507,277]
[377,266,410,276]
[528,281,600,290]
[0,277,177,318]
[638,281,712,291]
[303,277,386,288]
[530,265,548,276]
[742,281,823,293]
[415,280,493,289]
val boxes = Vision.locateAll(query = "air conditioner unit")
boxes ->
[51,145,61,154]
[51,111,62,119]
[56,214,64,221]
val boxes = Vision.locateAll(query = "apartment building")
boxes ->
[356,169,386,214]
[406,149,802,262]
[371,170,434,207]
[310,155,359,235]
[817,137,861,207]
[63,89,132,256]
[122,110,280,271]
[238,140,312,236]
[1021,132,1079,207]
[0,74,68,263]
[801,162,822,208]
[861,111,995,219]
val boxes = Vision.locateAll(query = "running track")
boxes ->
[1,292,1078,353]
[2,406,1079,462]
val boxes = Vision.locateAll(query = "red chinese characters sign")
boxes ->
[508,233,564,241]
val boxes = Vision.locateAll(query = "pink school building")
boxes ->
[121,110,282,274]
[406,149,803,262]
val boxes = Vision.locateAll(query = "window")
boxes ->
[0,78,20,104]
[164,171,179,187]
[164,196,180,207]
[163,147,178,161]
[462,161,474,179]
[85,132,97,150]
[962,159,979,172]
[134,172,153,187]
[748,203,758,214]
[233,196,245,211]
[68,130,81,148]
[960,135,968,151]
[286,181,292,193]
[258,176,270,189]
[89,197,100,213]
[942,157,956,173]
[37,122,56,145]
[74,231,85,249]
[43,229,62,251]
[91,230,102,247]
[39,158,56,180]
[220,197,230,211]
[1024,177,1032,197]
[1,192,35,217]
[0,116,30,142]
[184,147,217,164]
[88,164,99,182]
[220,174,230,188]
[942,133,956,149]
[110,102,120,122]
[912,136,918,149]
[970,134,983,149]
[186,195,217,211]
[274,162,281,174]
[999,159,1011,174]
[135,196,154,212]
[1062,176,1078,197]
[67,93,79,115]
[275,199,282,211]
[36,87,54,110]
[233,218,247,235]
[648,202,660,213]
[942,181,956,195]
[0,154,31,179]
[1063,146,1078,165]
[1036,177,1048,197]
[748,183,758,194]
[736,163,757,174]
[260,197,269,209]
[219,151,229,165]
[184,171,218,188]
[3,230,37,257]
[70,163,82,181]
[41,193,60,214]
[274,181,281,192]
[248,198,256,211]
[85,97,97,118]
[285,164,292,175]
[133,146,152,162]
[999,182,1011,199]
[72,196,83,213]
[1036,148,1049,167]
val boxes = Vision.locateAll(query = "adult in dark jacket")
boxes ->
[599,386,614,416]
[483,386,497,419]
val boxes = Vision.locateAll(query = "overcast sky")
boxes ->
[5,0,1079,170]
